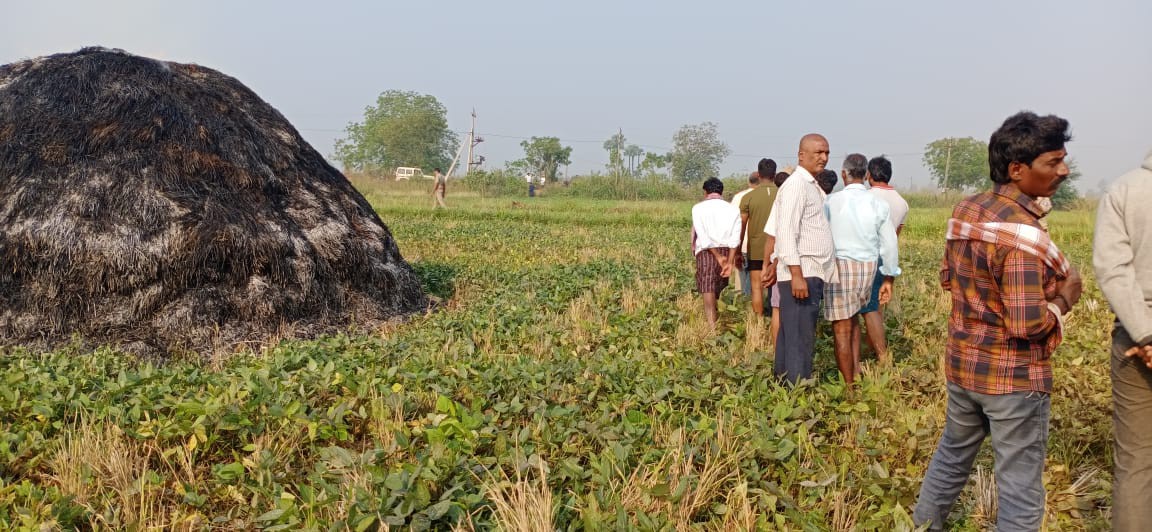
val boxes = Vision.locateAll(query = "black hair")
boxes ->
[757,158,777,179]
[842,153,867,180]
[748,172,761,185]
[816,169,838,194]
[867,156,892,183]
[988,111,1071,184]
[774,171,789,188]
[434,167,442,173]
[702,177,724,195]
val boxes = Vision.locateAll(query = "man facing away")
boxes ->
[859,155,909,364]
[768,134,837,384]
[432,167,447,208]
[822,153,900,385]
[914,112,1083,531]
[816,169,838,195]
[1093,148,1152,532]
[730,171,759,298]
[691,177,741,329]
[738,158,778,316]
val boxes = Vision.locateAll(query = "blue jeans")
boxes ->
[737,253,751,297]
[914,382,1050,531]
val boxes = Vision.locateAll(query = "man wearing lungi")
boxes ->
[691,177,742,329]
[822,153,900,385]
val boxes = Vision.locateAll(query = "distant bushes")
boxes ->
[551,174,698,201]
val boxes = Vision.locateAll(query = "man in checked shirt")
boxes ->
[913,112,1083,532]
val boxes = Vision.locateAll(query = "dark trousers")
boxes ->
[1112,326,1152,532]
[775,277,824,384]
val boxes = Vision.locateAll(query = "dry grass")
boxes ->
[367,387,405,451]
[47,419,170,529]
[829,488,866,531]
[969,465,997,529]
[740,311,769,363]
[483,460,555,532]
[616,418,750,529]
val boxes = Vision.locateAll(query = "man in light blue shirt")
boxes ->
[823,153,901,384]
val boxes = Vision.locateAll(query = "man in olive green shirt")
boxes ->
[738,158,777,316]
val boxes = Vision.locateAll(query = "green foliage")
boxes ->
[519,136,572,182]
[552,174,695,201]
[1051,158,1082,210]
[334,90,459,174]
[458,169,528,197]
[640,151,670,175]
[923,137,988,191]
[623,145,645,176]
[602,132,625,176]
[0,196,1113,530]
[670,122,730,185]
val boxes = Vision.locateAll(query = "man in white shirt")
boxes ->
[770,134,838,383]
[692,177,742,329]
[861,156,910,364]
[824,154,901,385]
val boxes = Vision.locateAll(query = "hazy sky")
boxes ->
[3,0,1150,192]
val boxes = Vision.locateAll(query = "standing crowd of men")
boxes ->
[690,111,1152,530]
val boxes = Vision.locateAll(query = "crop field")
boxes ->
[0,180,1114,530]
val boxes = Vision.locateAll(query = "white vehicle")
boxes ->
[394,167,426,180]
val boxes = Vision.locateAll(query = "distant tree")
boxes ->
[923,137,988,191]
[670,122,730,185]
[624,144,644,176]
[520,136,572,182]
[640,151,670,170]
[334,90,458,173]
[1050,158,1082,210]
[603,132,626,175]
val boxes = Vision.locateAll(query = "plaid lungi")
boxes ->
[695,248,730,295]
[822,258,877,321]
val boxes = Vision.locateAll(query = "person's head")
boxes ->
[434,167,442,174]
[816,169,838,194]
[702,177,724,195]
[841,153,868,184]
[748,171,761,186]
[797,134,830,175]
[757,158,777,181]
[774,171,790,188]
[988,111,1072,197]
[867,156,893,184]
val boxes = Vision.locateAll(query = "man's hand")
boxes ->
[1125,345,1152,369]
[720,263,732,278]
[761,261,778,288]
[789,265,807,299]
[1056,266,1084,308]
[879,278,894,305]
[733,254,743,270]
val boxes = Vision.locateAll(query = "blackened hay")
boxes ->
[0,47,428,355]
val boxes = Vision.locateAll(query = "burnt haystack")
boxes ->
[0,47,428,354]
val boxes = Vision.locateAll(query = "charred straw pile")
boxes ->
[0,47,428,356]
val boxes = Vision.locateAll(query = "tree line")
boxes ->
[334,90,1080,205]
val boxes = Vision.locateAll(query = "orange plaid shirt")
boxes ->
[939,185,1062,394]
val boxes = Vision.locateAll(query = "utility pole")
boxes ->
[466,109,484,174]
[942,138,954,192]
[466,110,475,175]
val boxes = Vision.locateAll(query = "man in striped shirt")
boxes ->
[769,133,837,384]
[914,112,1083,531]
